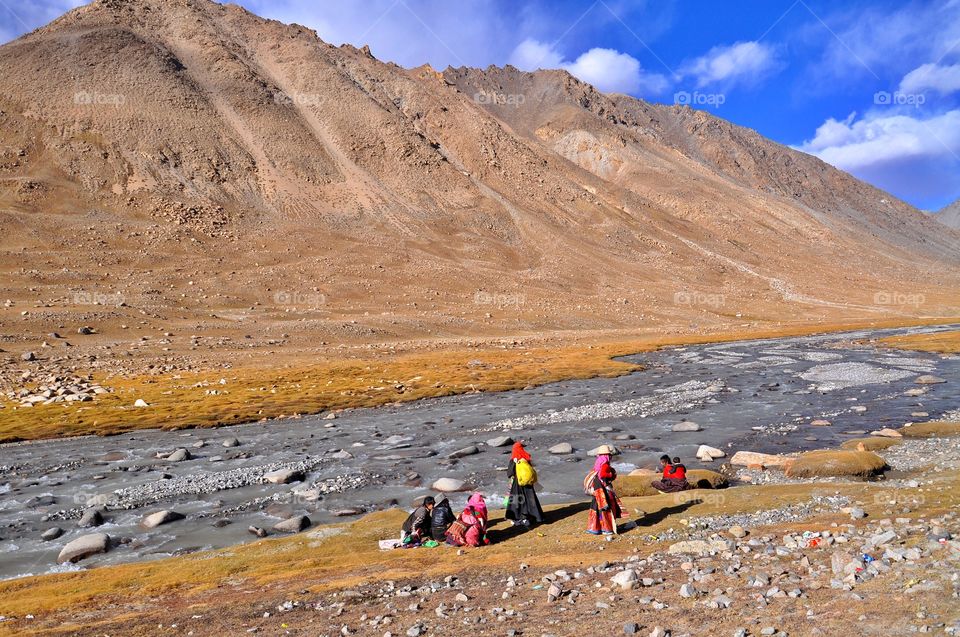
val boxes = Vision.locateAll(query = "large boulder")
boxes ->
[141,510,185,529]
[914,374,945,384]
[696,445,725,461]
[730,451,793,468]
[432,477,467,492]
[264,468,305,484]
[57,533,109,563]
[273,515,311,533]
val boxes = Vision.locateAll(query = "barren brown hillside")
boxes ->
[0,0,958,391]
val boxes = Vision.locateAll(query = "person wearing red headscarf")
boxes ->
[505,441,544,528]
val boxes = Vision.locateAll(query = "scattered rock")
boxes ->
[871,428,902,438]
[248,526,268,538]
[133,398,149,407]
[914,374,945,384]
[667,539,730,555]
[672,421,702,432]
[486,436,513,448]
[167,448,191,462]
[57,533,109,563]
[549,443,574,455]
[222,437,240,447]
[77,508,104,528]
[811,419,832,427]
[20,351,36,361]
[41,527,63,541]
[728,525,748,539]
[610,569,638,590]
[849,507,866,520]
[447,445,479,459]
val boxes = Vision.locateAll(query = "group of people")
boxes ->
[399,441,692,544]
[401,492,491,547]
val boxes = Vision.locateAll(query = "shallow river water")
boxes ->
[1,324,957,579]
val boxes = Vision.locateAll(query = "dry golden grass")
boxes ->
[898,421,960,438]
[839,437,902,451]
[785,449,888,478]
[4,318,953,443]
[879,329,960,353]
[616,470,728,497]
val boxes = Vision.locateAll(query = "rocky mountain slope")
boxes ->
[936,200,960,230]
[0,0,958,365]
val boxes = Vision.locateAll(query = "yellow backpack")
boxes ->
[515,459,537,486]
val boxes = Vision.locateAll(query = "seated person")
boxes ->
[401,496,435,545]
[651,455,692,493]
[430,496,456,541]
[445,505,490,547]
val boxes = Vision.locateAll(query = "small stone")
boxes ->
[447,445,479,459]
[728,525,747,539]
[811,419,832,426]
[914,374,945,384]
[697,444,725,461]
[21,351,36,361]
[133,398,149,407]
[849,507,866,520]
[624,622,640,635]
[549,443,574,455]
[248,526,268,538]
[41,527,64,541]
[672,421,702,432]
[222,437,240,447]
[679,583,697,598]
[611,569,638,590]
[486,436,513,448]
[547,583,563,602]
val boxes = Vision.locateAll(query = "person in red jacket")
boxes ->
[652,455,692,493]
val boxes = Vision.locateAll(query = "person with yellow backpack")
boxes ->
[505,441,544,528]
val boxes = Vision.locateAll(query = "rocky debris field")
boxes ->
[86,502,957,637]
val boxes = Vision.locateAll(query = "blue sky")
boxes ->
[2,0,959,210]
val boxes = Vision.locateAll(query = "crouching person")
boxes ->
[651,455,692,493]
[431,496,456,541]
[445,504,490,547]
[401,496,435,546]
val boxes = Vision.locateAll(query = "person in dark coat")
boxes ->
[401,496,435,545]
[430,496,456,541]
[505,441,544,527]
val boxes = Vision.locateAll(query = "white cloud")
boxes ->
[899,62,960,95]
[797,109,960,171]
[508,38,669,95]
[681,41,779,88]
[508,38,564,70]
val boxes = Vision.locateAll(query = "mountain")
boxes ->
[935,200,960,230]
[0,0,958,351]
